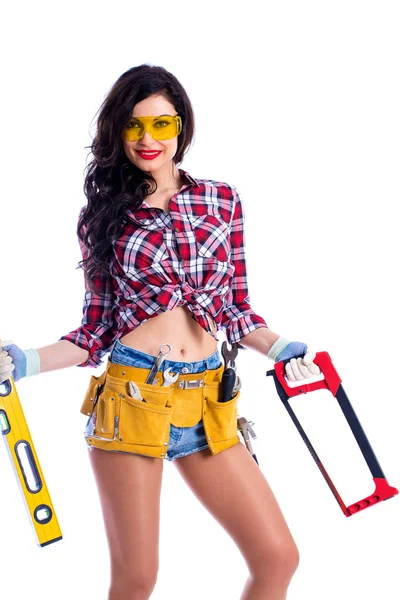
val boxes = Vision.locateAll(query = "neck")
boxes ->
[149,163,183,192]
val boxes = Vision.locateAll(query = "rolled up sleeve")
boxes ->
[59,209,118,367]
[220,186,268,348]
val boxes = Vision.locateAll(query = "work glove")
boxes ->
[0,340,40,384]
[268,337,321,382]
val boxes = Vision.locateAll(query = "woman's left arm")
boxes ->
[221,186,320,381]
[219,186,270,345]
[237,326,280,357]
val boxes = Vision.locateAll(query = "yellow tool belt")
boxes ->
[80,359,241,459]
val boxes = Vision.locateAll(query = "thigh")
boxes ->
[88,447,164,580]
[174,443,299,576]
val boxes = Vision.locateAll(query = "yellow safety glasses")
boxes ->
[122,115,182,141]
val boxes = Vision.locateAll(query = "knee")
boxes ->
[109,567,158,600]
[267,540,300,579]
[252,539,300,582]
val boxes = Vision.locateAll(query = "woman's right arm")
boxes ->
[56,206,118,369]
[0,339,90,384]
[0,209,118,385]
[37,340,89,372]
[1,277,115,382]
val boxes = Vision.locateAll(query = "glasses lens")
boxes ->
[124,119,143,141]
[149,116,178,140]
[123,116,180,141]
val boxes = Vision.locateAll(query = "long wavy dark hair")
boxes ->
[77,64,195,294]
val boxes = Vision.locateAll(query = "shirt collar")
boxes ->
[139,168,198,210]
[129,169,198,220]
[179,169,198,188]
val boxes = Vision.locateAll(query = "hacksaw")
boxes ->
[267,351,398,517]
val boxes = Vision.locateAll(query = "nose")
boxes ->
[139,130,156,143]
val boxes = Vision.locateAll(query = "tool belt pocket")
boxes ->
[80,370,107,417]
[203,384,241,443]
[120,384,174,447]
[95,375,174,447]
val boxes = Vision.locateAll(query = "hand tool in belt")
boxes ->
[237,416,259,464]
[145,343,172,385]
[128,344,173,401]
[220,341,240,402]
[220,342,259,463]
[267,351,399,517]
[129,367,179,400]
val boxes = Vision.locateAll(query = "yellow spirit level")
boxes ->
[0,375,62,547]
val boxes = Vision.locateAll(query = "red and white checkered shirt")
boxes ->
[59,170,268,367]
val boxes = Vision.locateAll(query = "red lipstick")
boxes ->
[136,150,162,160]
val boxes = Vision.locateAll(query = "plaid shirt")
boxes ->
[59,169,268,367]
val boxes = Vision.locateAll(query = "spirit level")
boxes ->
[0,375,62,546]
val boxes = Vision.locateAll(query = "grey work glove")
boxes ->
[268,337,321,382]
[0,340,40,384]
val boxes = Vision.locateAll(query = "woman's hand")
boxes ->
[0,341,40,384]
[267,338,321,382]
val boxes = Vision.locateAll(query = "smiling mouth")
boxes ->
[136,150,162,160]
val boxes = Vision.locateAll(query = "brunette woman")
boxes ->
[0,64,320,600]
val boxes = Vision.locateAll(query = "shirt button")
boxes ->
[175,226,181,232]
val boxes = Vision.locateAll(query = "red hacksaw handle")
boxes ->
[274,351,342,396]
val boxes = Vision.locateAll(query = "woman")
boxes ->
[0,65,320,600]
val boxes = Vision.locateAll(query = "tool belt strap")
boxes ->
[105,359,225,427]
[107,359,224,385]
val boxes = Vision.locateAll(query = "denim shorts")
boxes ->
[103,339,223,461]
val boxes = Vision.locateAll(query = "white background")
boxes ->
[1,1,399,598]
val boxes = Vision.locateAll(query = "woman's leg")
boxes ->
[174,442,300,600]
[88,447,164,600]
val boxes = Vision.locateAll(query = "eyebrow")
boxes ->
[130,114,173,118]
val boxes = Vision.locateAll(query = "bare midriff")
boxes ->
[119,305,218,361]
[119,183,219,361]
